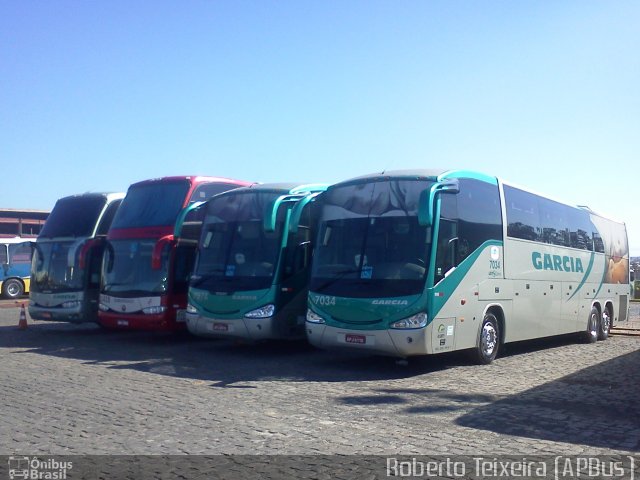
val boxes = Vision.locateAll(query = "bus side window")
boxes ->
[283,202,314,279]
[96,200,122,236]
[434,179,503,284]
[457,179,503,261]
[435,195,458,283]
[9,243,33,264]
[189,183,240,203]
[180,207,206,244]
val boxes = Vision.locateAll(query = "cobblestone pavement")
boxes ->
[1,302,639,456]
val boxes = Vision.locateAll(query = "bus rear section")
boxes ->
[186,183,327,341]
[99,176,252,332]
[29,193,124,323]
[305,169,628,363]
[1,238,34,299]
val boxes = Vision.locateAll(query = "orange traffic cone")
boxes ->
[18,303,28,330]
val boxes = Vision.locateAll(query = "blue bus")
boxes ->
[1,238,34,299]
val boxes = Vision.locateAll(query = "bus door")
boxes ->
[173,202,207,322]
[279,199,318,336]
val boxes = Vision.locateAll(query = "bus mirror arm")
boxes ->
[152,235,175,270]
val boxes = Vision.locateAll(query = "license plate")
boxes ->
[117,319,129,327]
[41,312,52,319]
[345,334,366,344]
[212,323,228,332]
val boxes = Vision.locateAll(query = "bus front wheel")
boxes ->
[471,313,500,365]
[583,307,599,344]
[1,279,24,299]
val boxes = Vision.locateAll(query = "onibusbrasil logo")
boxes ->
[7,457,72,480]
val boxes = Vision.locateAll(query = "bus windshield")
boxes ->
[310,179,433,298]
[31,241,85,292]
[40,196,107,238]
[191,192,286,292]
[102,239,170,295]
[110,180,191,229]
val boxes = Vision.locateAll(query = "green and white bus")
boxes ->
[186,183,328,341]
[305,170,630,363]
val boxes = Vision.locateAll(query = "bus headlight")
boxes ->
[306,309,325,324]
[142,306,167,315]
[245,304,275,319]
[98,303,109,312]
[390,312,427,329]
[62,300,81,309]
[186,303,198,314]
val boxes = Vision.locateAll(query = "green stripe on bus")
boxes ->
[429,240,503,321]
[568,251,595,301]
[593,254,608,299]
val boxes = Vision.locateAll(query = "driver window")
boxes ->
[283,202,315,279]
[435,195,458,283]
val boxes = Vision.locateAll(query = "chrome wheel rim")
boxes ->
[481,322,498,357]
[602,311,611,333]
[589,312,598,339]
[7,283,19,297]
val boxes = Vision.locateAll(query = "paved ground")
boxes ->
[0,300,639,458]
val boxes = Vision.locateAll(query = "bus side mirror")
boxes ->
[152,235,175,270]
[418,179,459,227]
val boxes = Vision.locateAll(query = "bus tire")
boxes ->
[2,278,24,299]
[583,306,599,344]
[598,307,611,341]
[471,313,500,365]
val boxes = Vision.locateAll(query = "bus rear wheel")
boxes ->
[2,279,24,299]
[471,313,500,365]
[598,307,611,341]
[583,307,599,344]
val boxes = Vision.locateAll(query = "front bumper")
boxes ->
[305,322,429,357]
[98,311,186,332]
[29,304,96,324]
[186,313,290,341]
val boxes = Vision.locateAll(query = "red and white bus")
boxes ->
[99,176,252,331]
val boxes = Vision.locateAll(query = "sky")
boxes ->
[1,1,639,254]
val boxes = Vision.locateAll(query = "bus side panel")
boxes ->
[430,243,513,352]
[503,237,604,339]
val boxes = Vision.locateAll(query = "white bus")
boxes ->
[306,170,630,363]
[29,192,124,323]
